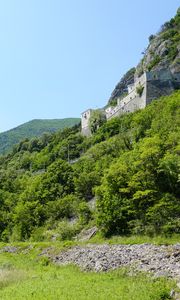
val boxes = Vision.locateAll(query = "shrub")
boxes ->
[148,34,156,42]
[147,56,161,71]
[30,227,46,242]
[78,202,92,225]
[167,45,178,61]
[136,85,144,96]
[56,220,80,241]
[89,110,107,134]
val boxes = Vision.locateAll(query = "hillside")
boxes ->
[0,118,80,154]
[0,91,179,241]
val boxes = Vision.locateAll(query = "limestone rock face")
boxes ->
[108,67,135,106]
[108,8,180,105]
[135,37,180,77]
[135,8,180,77]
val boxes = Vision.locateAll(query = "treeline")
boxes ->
[0,91,179,241]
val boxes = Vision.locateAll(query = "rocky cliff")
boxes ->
[108,67,135,106]
[108,8,180,105]
[135,7,180,77]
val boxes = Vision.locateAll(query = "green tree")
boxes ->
[89,110,106,134]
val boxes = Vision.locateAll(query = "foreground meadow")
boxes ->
[0,242,177,300]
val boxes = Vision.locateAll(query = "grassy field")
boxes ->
[0,242,178,300]
[88,233,180,245]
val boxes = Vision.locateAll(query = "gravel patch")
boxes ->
[52,243,180,279]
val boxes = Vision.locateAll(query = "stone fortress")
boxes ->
[81,68,180,136]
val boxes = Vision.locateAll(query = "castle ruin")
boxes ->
[81,68,180,136]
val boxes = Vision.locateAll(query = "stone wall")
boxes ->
[146,69,173,81]
[81,109,93,136]
[81,126,91,136]
[146,79,180,105]
[117,73,146,107]
[108,93,146,120]
[173,73,180,82]
[107,73,147,119]
[145,68,180,104]
[81,69,180,136]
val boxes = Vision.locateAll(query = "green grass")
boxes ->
[0,242,177,300]
[88,233,180,245]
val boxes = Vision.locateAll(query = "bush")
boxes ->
[78,202,92,225]
[47,194,78,220]
[136,85,144,96]
[30,227,46,242]
[148,34,156,42]
[167,45,178,61]
[89,110,107,134]
[56,220,80,241]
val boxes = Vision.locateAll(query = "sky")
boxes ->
[0,0,179,132]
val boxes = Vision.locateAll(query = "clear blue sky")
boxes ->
[0,0,179,132]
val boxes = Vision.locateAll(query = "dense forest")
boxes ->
[0,91,179,241]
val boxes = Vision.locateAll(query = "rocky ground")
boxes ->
[52,243,180,280]
[1,243,180,280]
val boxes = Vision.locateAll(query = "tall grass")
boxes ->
[0,268,27,289]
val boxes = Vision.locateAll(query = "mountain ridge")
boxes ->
[0,118,80,154]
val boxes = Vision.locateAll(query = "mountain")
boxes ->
[0,118,80,154]
[108,8,180,106]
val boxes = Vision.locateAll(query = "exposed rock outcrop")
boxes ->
[108,68,135,106]
[134,9,180,77]
[108,8,180,105]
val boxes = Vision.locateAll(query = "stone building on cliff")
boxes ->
[81,68,180,136]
